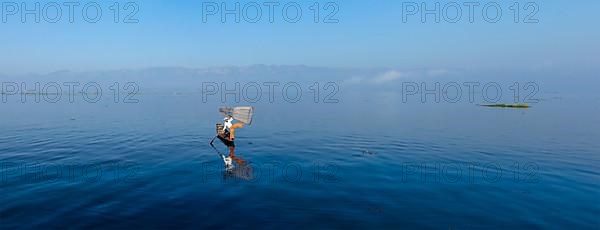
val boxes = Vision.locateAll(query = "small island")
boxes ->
[479,104,531,108]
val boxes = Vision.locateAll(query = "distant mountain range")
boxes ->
[0,65,460,88]
[1,65,594,95]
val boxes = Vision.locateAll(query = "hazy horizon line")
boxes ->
[1,64,457,76]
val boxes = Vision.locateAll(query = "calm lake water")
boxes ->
[1,83,599,229]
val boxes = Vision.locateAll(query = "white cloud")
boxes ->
[371,70,403,84]
[343,70,404,85]
[340,68,460,85]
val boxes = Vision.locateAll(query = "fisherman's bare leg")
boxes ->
[229,123,244,140]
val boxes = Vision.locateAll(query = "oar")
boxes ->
[209,135,217,146]
[209,136,221,155]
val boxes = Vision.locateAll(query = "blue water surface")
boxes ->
[1,86,599,229]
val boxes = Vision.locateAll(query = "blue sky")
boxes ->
[1,0,599,75]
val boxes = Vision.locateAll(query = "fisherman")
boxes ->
[223,115,244,141]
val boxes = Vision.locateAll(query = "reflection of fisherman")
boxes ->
[222,146,252,180]
[223,115,244,141]
[228,146,246,165]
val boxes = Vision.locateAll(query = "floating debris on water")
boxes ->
[362,149,376,155]
[367,205,384,214]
